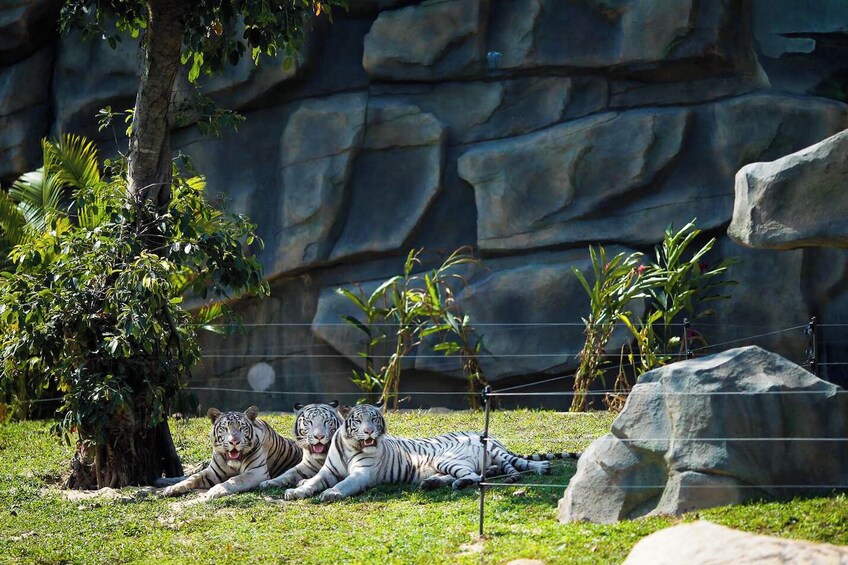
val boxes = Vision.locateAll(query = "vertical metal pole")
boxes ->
[478,385,491,537]
[683,318,693,359]
[812,316,818,377]
[806,316,818,376]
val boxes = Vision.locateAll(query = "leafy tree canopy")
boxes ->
[60,0,347,81]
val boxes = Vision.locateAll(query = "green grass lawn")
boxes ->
[1,409,846,564]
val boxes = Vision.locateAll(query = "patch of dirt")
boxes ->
[60,486,157,503]
[457,539,486,556]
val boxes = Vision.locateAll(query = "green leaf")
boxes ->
[340,315,371,337]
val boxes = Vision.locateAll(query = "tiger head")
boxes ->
[292,401,342,458]
[339,401,385,454]
[208,406,260,470]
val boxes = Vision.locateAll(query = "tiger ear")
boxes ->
[374,398,385,409]
[207,407,222,422]
[245,406,260,421]
[338,405,351,417]
[293,403,304,411]
[329,400,339,408]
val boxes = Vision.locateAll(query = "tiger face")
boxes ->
[293,401,342,457]
[341,402,386,453]
[208,406,260,471]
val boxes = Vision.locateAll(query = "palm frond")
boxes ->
[48,134,101,190]
[0,189,29,246]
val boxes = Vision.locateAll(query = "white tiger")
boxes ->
[259,401,342,489]
[158,406,301,499]
[283,402,565,502]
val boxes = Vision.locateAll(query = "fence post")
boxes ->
[805,316,818,376]
[478,385,491,537]
[682,318,693,359]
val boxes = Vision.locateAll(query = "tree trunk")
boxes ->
[68,416,184,489]
[69,0,191,489]
[126,0,186,207]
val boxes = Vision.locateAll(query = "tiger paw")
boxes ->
[284,487,309,501]
[259,479,277,489]
[203,484,228,500]
[318,488,345,503]
[451,477,478,490]
[536,462,551,475]
[419,477,445,491]
[161,485,182,497]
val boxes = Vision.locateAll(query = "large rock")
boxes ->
[373,76,608,145]
[488,0,750,73]
[751,0,848,96]
[710,94,848,179]
[459,93,848,253]
[328,100,445,261]
[363,0,485,80]
[558,346,848,523]
[275,93,367,273]
[729,128,848,249]
[458,109,691,251]
[623,521,848,565]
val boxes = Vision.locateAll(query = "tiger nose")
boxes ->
[228,436,240,445]
[363,426,375,435]
[314,432,325,440]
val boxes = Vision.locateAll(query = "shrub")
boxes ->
[338,247,485,409]
[0,137,268,487]
[572,220,737,412]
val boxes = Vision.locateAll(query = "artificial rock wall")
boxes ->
[4,0,848,409]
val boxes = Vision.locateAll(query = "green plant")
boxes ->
[572,220,738,413]
[338,248,483,409]
[0,136,268,488]
[0,135,104,417]
[619,220,737,379]
[570,247,655,412]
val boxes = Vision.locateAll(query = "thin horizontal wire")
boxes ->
[479,483,847,490]
[186,385,845,397]
[4,397,63,405]
[195,321,814,328]
[593,437,848,442]
[692,325,807,351]
[186,387,474,396]
[494,373,575,393]
[200,352,691,359]
[198,352,564,358]
[197,322,589,327]
[488,390,846,397]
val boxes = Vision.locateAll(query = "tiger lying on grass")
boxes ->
[283,402,579,502]
[260,401,342,489]
[158,405,301,499]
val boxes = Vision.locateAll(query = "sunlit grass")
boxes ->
[1,410,845,564]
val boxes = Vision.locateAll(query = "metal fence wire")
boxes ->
[471,317,848,536]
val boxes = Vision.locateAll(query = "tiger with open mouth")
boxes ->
[283,402,574,502]
[159,405,301,499]
[260,401,342,489]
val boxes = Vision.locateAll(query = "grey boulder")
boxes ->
[623,521,848,565]
[730,128,848,249]
[558,346,848,523]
